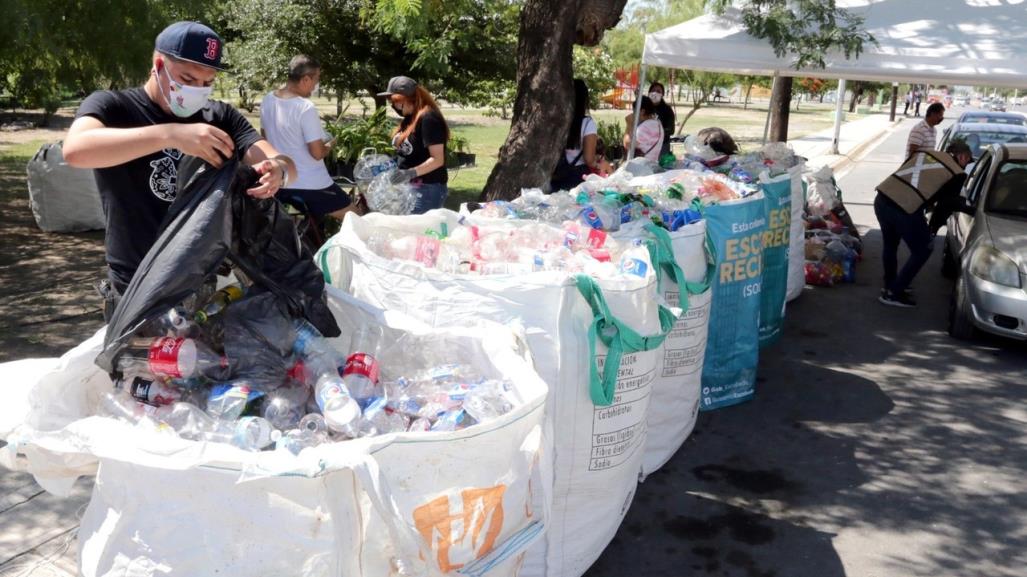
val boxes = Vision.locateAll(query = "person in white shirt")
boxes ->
[623,96,665,163]
[260,55,352,219]
[905,102,944,159]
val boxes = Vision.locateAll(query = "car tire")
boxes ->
[948,276,977,340]
[941,242,958,279]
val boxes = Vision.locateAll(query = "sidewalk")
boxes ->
[790,112,903,171]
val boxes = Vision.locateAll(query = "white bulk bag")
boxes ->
[786,163,807,302]
[1,290,549,577]
[614,220,712,476]
[26,141,106,232]
[316,210,672,577]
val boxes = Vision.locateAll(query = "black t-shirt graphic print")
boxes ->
[394,109,448,184]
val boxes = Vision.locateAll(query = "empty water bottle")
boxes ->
[207,382,263,421]
[314,373,361,433]
[261,385,310,430]
[204,416,280,451]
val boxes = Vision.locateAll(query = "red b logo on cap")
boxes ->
[205,38,219,61]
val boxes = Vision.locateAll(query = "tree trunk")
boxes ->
[744,83,753,110]
[481,0,583,200]
[848,85,862,113]
[769,76,793,143]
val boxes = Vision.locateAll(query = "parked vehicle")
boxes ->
[938,122,1027,161]
[955,111,1027,126]
[944,143,1027,340]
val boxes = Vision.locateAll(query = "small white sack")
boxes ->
[317,210,668,577]
[2,290,549,577]
[786,163,808,302]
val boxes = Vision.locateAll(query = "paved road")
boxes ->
[586,115,1027,577]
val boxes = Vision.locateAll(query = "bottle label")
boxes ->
[147,337,184,378]
[129,376,177,406]
[586,228,607,249]
[620,257,649,278]
[343,353,380,383]
[415,237,441,267]
[581,207,604,230]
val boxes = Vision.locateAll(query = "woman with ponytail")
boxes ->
[380,76,450,214]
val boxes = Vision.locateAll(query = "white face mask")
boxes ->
[159,63,212,118]
[649,92,663,104]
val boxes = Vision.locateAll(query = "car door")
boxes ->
[953,151,993,251]
[938,127,951,151]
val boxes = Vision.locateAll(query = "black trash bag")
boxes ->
[96,156,340,376]
[221,291,297,389]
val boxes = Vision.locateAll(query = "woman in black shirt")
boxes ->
[379,76,450,214]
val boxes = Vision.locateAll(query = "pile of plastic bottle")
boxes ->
[468,140,803,235]
[804,227,863,287]
[365,219,654,279]
[100,285,516,454]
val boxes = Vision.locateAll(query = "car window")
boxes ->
[985,160,1027,217]
[954,130,1027,159]
[966,154,993,206]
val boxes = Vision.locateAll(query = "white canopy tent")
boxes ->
[628,0,1027,157]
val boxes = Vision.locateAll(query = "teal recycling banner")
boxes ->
[758,176,793,347]
[700,195,767,411]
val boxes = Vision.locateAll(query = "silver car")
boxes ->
[944,143,1027,340]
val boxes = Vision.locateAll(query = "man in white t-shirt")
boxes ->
[261,55,351,219]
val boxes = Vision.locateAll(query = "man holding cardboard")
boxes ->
[874,141,973,308]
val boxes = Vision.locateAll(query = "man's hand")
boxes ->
[390,168,417,185]
[168,123,235,168]
[247,158,286,199]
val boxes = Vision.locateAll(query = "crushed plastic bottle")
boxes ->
[204,416,281,451]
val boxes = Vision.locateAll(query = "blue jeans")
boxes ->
[411,182,448,215]
[874,194,933,294]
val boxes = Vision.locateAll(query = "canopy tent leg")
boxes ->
[762,71,778,145]
[830,79,847,155]
[627,63,649,162]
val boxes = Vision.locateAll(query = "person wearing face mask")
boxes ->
[647,82,676,158]
[260,55,352,221]
[378,76,450,214]
[623,96,665,163]
[63,21,297,319]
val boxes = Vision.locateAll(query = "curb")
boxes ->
[826,118,905,174]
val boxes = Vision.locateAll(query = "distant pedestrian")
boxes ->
[261,55,353,221]
[874,140,972,308]
[903,91,912,116]
[914,90,923,117]
[905,102,945,159]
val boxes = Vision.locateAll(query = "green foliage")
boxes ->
[574,46,616,109]
[0,0,209,122]
[324,107,397,168]
[708,0,875,70]
[603,0,704,76]
[595,119,625,159]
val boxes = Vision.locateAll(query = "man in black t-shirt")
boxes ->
[64,21,297,316]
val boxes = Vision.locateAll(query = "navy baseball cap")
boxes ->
[155,21,225,70]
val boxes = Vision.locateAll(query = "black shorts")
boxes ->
[278,182,351,216]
